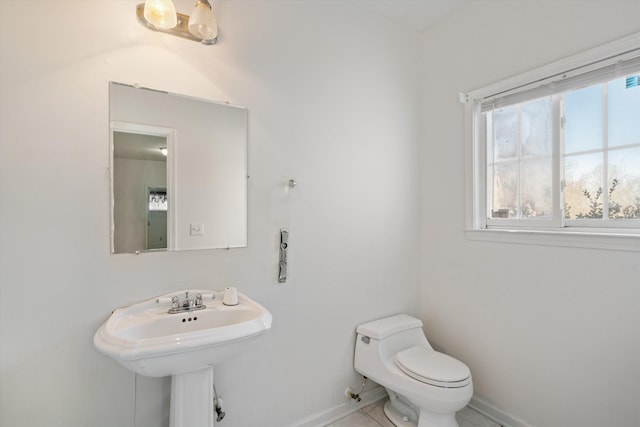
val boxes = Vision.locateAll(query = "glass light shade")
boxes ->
[188,0,218,41]
[144,0,178,29]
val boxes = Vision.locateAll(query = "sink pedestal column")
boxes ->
[170,366,215,427]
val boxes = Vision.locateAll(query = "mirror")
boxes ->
[109,82,248,253]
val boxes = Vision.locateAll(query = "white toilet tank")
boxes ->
[354,314,431,375]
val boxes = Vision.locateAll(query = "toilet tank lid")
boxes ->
[356,314,423,340]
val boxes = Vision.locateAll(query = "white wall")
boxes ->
[0,1,420,426]
[419,2,640,427]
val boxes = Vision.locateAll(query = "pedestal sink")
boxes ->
[94,289,272,427]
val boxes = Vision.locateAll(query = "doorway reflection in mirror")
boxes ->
[113,131,168,253]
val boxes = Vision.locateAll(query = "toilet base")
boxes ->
[384,399,417,427]
[383,398,461,427]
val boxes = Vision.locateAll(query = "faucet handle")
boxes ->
[171,296,180,309]
[156,296,180,307]
[195,293,203,306]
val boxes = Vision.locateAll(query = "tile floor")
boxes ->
[325,399,501,427]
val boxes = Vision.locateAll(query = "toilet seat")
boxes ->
[394,346,471,388]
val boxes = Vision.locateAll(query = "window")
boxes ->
[148,188,168,211]
[486,77,640,227]
[564,80,640,223]
[487,96,556,224]
[464,33,640,246]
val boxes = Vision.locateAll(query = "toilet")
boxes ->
[354,314,472,427]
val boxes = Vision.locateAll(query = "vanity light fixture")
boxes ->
[136,0,218,45]
[143,0,177,29]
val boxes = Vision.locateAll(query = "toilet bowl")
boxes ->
[354,314,472,427]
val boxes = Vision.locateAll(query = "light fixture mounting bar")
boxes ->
[136,3,217,45]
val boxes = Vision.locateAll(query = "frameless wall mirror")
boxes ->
[109,82,248,254]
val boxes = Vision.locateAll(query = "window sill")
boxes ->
[464,228,640,252]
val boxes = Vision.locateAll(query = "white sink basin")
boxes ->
[94,289,272,377]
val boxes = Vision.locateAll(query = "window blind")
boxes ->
[479,50,640,112]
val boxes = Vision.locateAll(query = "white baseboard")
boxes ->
[287,386,387,427]
[469,396,533,427]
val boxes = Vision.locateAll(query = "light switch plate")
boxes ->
[190,223,204,236]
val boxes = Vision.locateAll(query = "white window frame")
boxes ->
[461,32,640,251]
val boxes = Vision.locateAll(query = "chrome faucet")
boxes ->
[167,291,207,314]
